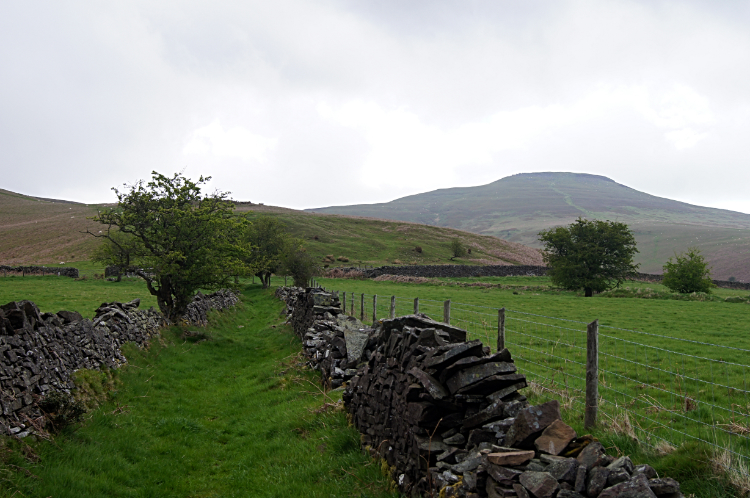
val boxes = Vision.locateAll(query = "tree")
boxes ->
[243,216,299,289]
[539,217,639,297]
[450,238,467,260]
[90,229,144,282]
[282,248,320,287]
[89,172,247,321]
[662,247,714,294]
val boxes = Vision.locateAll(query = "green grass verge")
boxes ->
[0,286,398,498]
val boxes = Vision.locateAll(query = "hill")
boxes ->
[0,189,542,267]
[308,172,750,280]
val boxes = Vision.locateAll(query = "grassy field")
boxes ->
[321,275,750,495]
[0,284,398,498]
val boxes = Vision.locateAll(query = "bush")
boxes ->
[414,246,423,253]
[450,239,467,259]
[38,390,86,432]
[662,247,714,294]
[282,249,321,287]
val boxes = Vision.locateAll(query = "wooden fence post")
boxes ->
[372,295,377,324]
[497,308,506,351]
[390,296,396,319]
[360,293,365,321]
[443,300,451,324]
[342,292,346,313]
[350,292,354,315]
[414,297,419,314]
[284,275,287,286]
[585,319,599,430]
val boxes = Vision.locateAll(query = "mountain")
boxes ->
[308,172,750,281]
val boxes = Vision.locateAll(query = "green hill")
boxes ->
[308,172,750,281]
[0,189,543,268]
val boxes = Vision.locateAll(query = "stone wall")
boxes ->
[334,264,749,291]
[277,287,684,498]
[0,265,79,278]
[0,289,238,436]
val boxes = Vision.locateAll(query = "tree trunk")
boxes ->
[584,287,593,297]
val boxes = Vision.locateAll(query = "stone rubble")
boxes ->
[277,286,685,498]
[0,289,239,435]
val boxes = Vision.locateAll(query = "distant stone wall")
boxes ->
[0,289,238,435]
[0,265,78,278]
[333,265,750,291]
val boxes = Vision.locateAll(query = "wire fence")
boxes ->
[321,285,750,476]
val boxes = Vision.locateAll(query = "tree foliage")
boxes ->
[90,230,144,281]
[282,249,320,288]
[243,216,300,289]
[90,172,247,320]
[662,247,714,294]
[450,238,467,259]
[539,217,639,297]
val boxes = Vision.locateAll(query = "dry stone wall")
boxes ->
[0,265,79,278]
[278,286,685,498]
[0,289,238,436]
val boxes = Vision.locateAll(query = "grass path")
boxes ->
[1,286,398,498]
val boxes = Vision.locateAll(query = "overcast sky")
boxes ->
[2,1,749,212]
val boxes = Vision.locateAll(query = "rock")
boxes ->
[444,433,466,445]
[557,491,585,498]
[513,483,532,498]
[487,464,523,485]
[576,441,608,469]
[424,340,485,369]
[547,457,578,483]
[445,361,517,394]
[632,464,657,479]
[519,471,559,498]
[608,456,635,475]
[487,450,536,467]
[587,466,610,497]
[409,367,450,400]
[574,465,587,494]
[485,477,517,498]
[487,381,528,403]
[609,469,631,487]
[648,477,680,495]
[598,474,658,498]
[505,400,561,449]
[534,419,577,455]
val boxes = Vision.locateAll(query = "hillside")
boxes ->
[308,172,750,280]
[0,188,102,264]
[0,189,542,267]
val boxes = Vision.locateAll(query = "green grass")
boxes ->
[321,275,750,496]
[1,286,398,498]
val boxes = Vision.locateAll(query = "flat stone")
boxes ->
[486,477,517,498]
[409,367,450,400]
[587,466,610,497]
[456,373,527,395]
[487,381,528,403]
[576,441,608,469]
[648,477,680,495]
[513,483,531,498]
[609,469,631,487]
[608,456,635,475]
[574,465,587,494]
[487,450,536,467]
[557,491,585,498]
[632,464,657,479]
[505,400,561,449]
[487,463,523,485]
[446,361,518,394]
[424,340,485,369]
[598,474,657,498]
[519,471,559,498]
[453,454,484,473]
[462,400,508,430]
[534,420,577,455]
[444,433,466,445]
[547,457,578,483]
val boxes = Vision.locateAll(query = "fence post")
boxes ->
[372,295,377,324]
[497,308,506,351]
[350,292,354,315]
[342,292,346,313]
[585,319,599,430]
[360,293,365,321]
[390,296,396,319]
[284,275,287,286]
[443,300,451,324]
[414,297,419,314]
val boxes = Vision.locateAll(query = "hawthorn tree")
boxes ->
[539,218,639,297]
[243,216,300,288]
[282,248,320,288]
[662,247,714,294]
[450,238,467,260]
[90,172,247,320]
[89,229,144,282]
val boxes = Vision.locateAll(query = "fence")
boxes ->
[320,285,750,477]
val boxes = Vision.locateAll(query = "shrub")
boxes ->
[414,246,423,253]
[38,390,86,432]
[662,247,714,294]
[450,239,467,259]
[282,249,321,287]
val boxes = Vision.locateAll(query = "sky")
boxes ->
[2,1,750,212]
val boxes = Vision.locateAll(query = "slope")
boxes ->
[308,172,750,280]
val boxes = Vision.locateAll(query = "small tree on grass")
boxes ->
[450,238,467,260]
[90,230,144,282]
[539,217,639,297]
[662,247,714,294]
[89,172,247,321]
[282,249,320,287]
[243,216,299,289]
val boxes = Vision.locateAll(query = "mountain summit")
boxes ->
[309,172,750,280]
